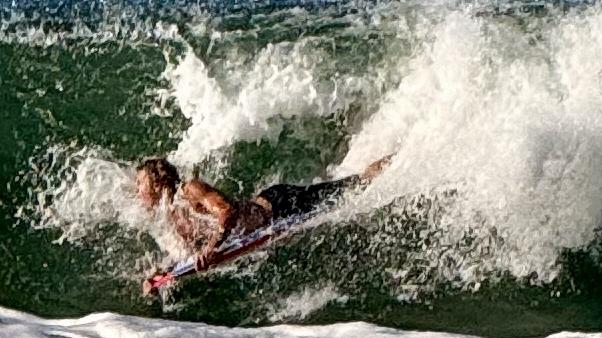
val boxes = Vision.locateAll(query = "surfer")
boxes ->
[135,155,393,271]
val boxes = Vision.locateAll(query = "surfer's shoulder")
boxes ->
[182,178,223,197]
[182,179,233,212]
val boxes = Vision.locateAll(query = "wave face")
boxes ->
[1,0,601,337]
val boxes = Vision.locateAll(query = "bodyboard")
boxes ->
[143,211,319,295]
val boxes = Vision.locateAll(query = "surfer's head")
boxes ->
[136,158,180,208]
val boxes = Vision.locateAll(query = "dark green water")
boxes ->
[0,1,601,337]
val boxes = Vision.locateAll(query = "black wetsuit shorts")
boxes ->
[257,175,361,220]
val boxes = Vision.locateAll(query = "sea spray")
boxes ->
[337,8,602,289]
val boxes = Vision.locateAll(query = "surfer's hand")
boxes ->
[142,279,153,296]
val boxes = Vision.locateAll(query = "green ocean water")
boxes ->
[0,1,601,337]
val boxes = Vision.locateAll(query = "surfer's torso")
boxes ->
[169,179,272,251]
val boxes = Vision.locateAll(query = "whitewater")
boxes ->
[1,306,601,338]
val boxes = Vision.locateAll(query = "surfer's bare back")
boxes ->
[136,154,393,294]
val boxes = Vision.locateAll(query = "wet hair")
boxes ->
[136,158,181,196]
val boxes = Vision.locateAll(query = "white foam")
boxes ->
[164,40,339,168]
[1,305,599,338]
[0,306,479,338]
[335,7,602,287]
[267,284,348,322]
[548,333,602,338]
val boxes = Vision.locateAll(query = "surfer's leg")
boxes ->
[256,175,361,220]
[255,184,307,220]
[304,175,361,199]
[253,155,394,220]
[301,175,361,208]
[360,154,394,181]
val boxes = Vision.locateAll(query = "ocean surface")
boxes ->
[1,0,601,337]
